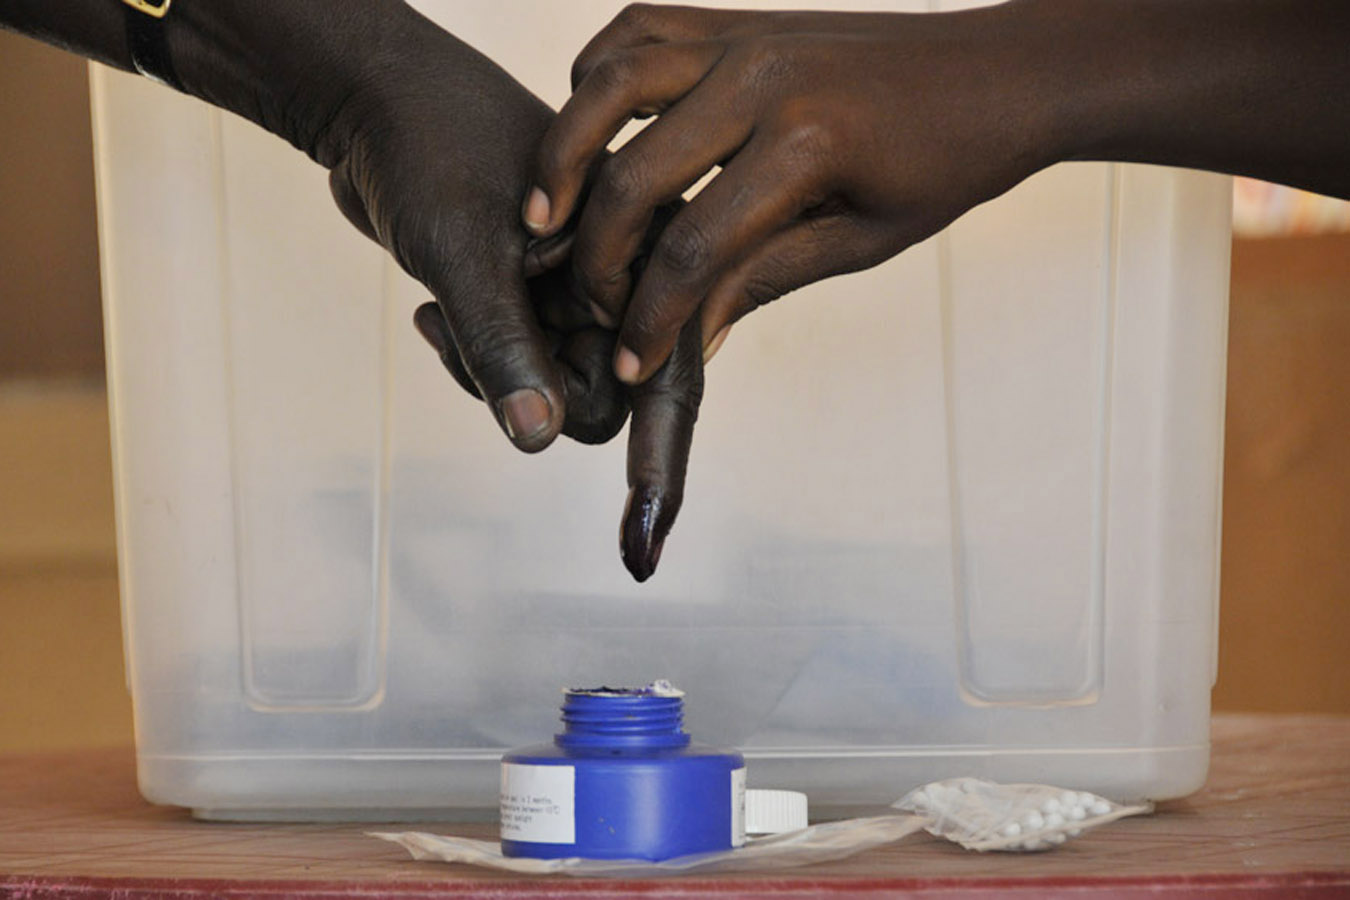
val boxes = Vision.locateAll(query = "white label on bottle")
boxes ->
[500,763,575,844]
[731,766,747,847]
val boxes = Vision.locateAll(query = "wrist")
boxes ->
[165,0,415,167]
[936,0,1081,179]
[1020,0,1350,195]
[1016,0,1159,167]
[971,0,1099,173]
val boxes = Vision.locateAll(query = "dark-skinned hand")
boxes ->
[412,241,704,582]
[298,4,707,582]
[0,0,705,581]
[524,0,1350,385]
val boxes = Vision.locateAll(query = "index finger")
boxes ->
[526,41,722,237]
[620,315,705,582]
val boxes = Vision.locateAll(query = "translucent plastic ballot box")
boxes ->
[90,0,1231,819]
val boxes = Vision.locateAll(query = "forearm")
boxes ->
[1031,0,1350,198]
[1,1,133,70]
[0,0,439,167]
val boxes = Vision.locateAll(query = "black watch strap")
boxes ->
[123,0,183,92]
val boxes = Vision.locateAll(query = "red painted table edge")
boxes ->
[4,870,1349,899]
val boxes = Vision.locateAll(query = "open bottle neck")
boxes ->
[555,690,692,750]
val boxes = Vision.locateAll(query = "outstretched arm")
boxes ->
[523,0,1350,385]
[5,0,574,450]
[2,1,706,581]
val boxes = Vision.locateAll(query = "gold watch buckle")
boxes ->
[121,0,172,19]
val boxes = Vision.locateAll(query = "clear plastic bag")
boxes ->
[895,778,1152,852]
[372,815,926,876]
[371,778,1151,875]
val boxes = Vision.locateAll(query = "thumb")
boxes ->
[431,244,568,453]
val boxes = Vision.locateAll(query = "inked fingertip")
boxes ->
[620,484,666,583]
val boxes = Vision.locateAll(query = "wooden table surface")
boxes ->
[1,714,1347,899]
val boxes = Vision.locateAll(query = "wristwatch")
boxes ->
[122,0,183,92]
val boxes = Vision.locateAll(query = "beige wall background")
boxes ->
[1,38,1347,755]
[1214,234,1350,713]
[0,30,105,380]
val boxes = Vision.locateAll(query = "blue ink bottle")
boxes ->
[500,682,747,861]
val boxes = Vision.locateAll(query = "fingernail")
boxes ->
[620,484,672,583]
[590,300,617,329]
[523,186,551,233]
[703,325,731,363]
[498,388,552,445]
[615,346,641,384]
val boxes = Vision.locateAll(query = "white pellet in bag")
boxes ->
[895,778,1152,852]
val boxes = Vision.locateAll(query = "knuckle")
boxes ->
[774,100,838,161]
[614,3,658,32]
[571,237,631,303]
[592,266,632,301]
[588,50,638,96]
[454,322,550,401]
[599,155,645,201]
[575,4,659,85]
[668,339,707,404]
[579,264,631,309]
[640,347,706,419]
[743,274,788,310]
[399,210,484,291]
[563,383,630,445]
[566,408,629,446]
[570,54,597,91]
[454,316,522,375]
[595,154,650,205]
[627,298,672,342]
[653,220,713,277]
[739,37,795,92]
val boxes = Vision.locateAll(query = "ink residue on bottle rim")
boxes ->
[565,679,685,699]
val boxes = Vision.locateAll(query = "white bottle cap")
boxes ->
[745,789,809,835]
